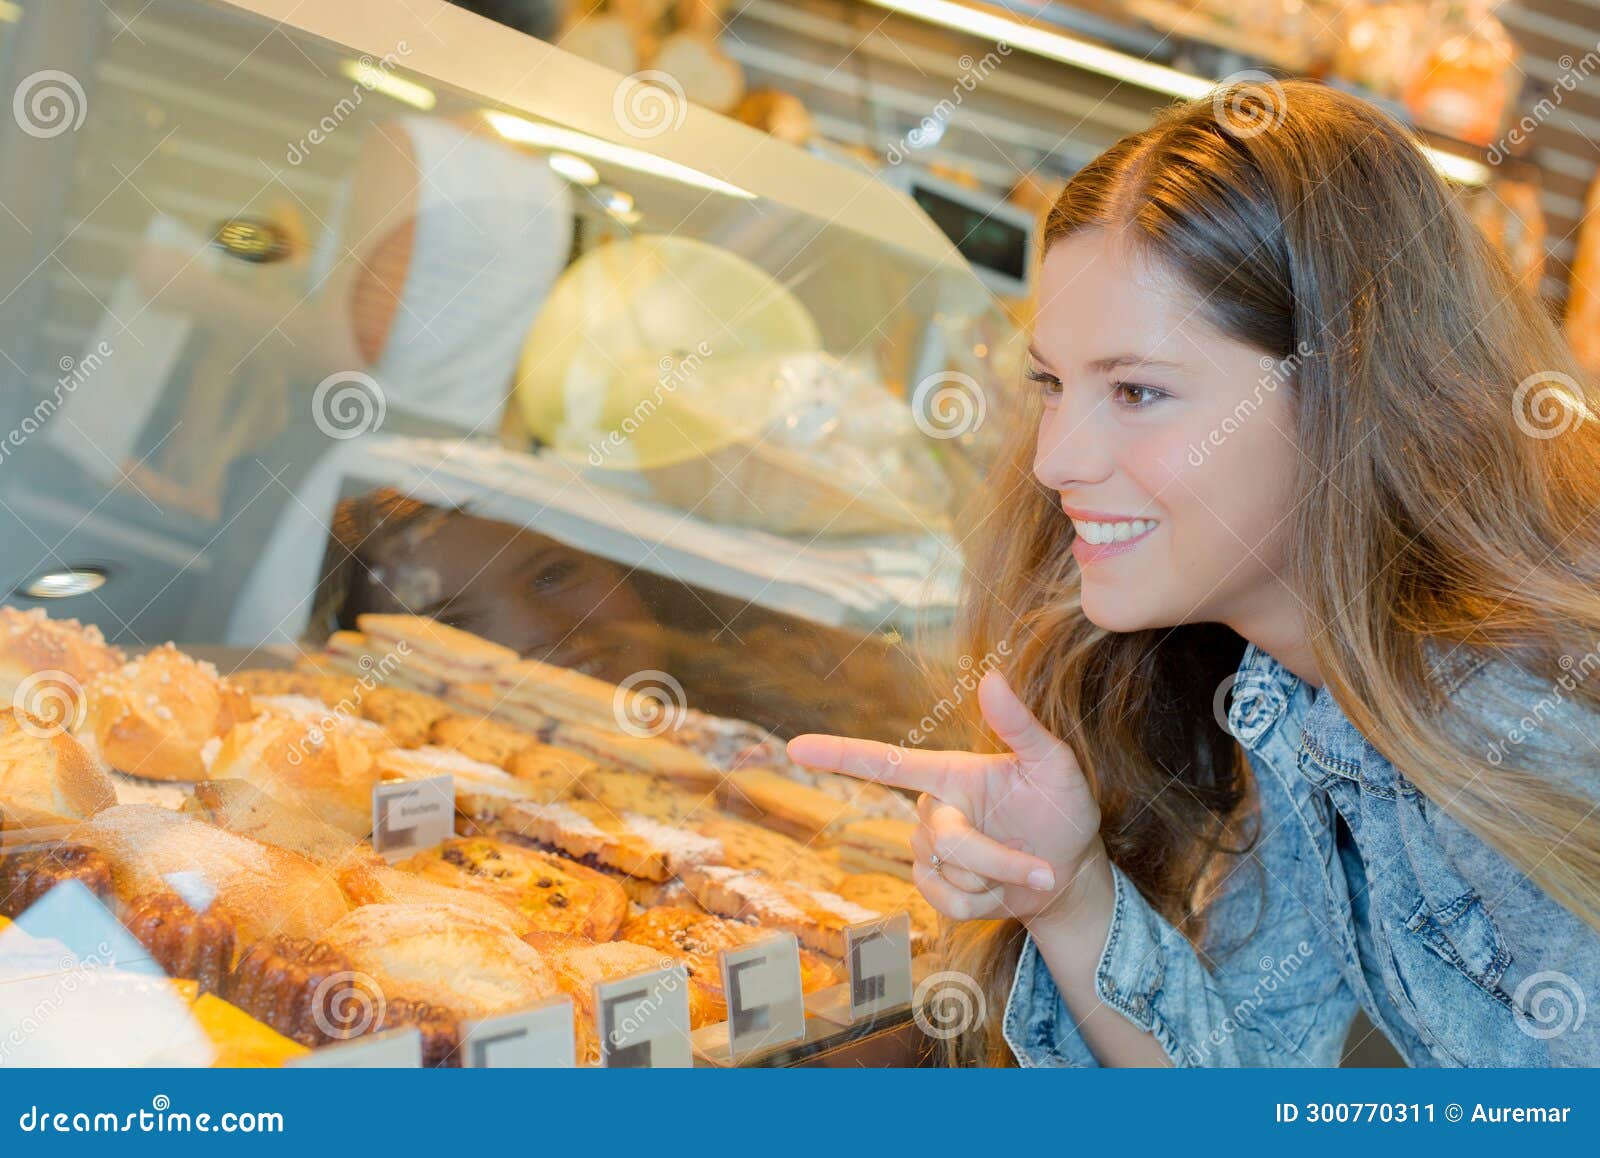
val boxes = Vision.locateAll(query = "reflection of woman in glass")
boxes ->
[790,82,1600,1067]
[312,488,937,744]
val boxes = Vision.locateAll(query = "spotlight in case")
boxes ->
[16,566,108,599]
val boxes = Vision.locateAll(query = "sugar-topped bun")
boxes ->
[0,607,124,733]
[83,645,253,782]
[0,708,117,829]
[207,714,380,836]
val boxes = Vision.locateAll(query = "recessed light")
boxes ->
[17,566,108,599]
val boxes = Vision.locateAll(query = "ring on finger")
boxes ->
[930,852,945,878]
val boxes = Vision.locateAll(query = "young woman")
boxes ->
[789,80,1600,1067]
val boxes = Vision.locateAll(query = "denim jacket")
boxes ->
[1002,640,1600,1066]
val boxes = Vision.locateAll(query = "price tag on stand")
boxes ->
[720,932,806,1062]
[371,775,453,859]
[845,912,913,1022]
[594,962,692,1068]
[459,997,576,1068]
[285,1027,423,1068]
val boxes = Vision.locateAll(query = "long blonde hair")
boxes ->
[943,80,1600,1066]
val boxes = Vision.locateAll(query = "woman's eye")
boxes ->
[531,559,580,591]
[1112,382,1165,408]
[1025,367,1062,403]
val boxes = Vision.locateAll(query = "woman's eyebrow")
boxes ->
[1086,353,1188,374]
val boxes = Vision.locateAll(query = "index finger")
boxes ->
[785,733,991,800]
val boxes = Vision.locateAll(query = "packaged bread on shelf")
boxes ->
[497,798,722,882]
[0,607,124,731]
[83,645,253,782]
[0,707,117,829]
[395,835,628,940]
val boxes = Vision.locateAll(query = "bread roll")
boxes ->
[0,607,123,732]
[208,714,380,837]
[83,645,253,781]
[0,707,117,828]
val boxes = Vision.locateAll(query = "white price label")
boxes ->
[720,932,806,1061]
[286,1027,423,1068]
[372,775,453,858]
[846,911,913,1021]
[594,962,692,1068]
[459,997,575,1068]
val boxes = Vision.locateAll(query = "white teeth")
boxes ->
[1072,518,1157,545]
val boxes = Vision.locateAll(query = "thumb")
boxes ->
[978,669,1077,774]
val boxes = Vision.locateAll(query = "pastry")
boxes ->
[572,766,717,823]
[376,745,534,824]
[834,871,939,946]
[550,720,720,788]
[0,841,114,918]
[395,836,628,940]
[0,708,117,829]
[497,799,722,882]
[504,741,600,801]
[0,607,123,732]
[678,864,885,958]
[827,818,916,879]
[83,645,253,781]
[446,681,558,735]
[693,815,845,891]
[356,613,519,684]
[224,936,457,1065]
[208,714,380,837]
[619,905,838,1022]
[351,686,454,748]
[120,890,236,993]
[324,630,447,696]
[253,694,395,755]
[71,803,348,946]
[334,859,527,933]
[716,767,860,841]
[489,657,627,731]
[428,713,542,769]
[524,929,715,1062]
[182,779,371,867]
[225,669,365,710]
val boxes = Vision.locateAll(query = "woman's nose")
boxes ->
[1033,398,1113,491]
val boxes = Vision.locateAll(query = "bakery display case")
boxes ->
[0,0,1021,1066]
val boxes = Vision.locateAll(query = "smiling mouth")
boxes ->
[1067,516,1160,545]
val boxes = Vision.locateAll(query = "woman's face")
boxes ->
[1028,229,1302,635]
